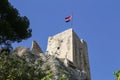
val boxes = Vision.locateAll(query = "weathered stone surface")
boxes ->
[31,40,43,53]
[13,46,40,63]
[46,28,73,61]
[13,46,29,57]
[41,55,82,80]
[46,28,91,80]
[31,40,46,60]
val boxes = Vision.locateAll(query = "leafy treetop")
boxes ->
[0,0,32,50]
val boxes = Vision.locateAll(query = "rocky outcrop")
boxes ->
[31,40,43,53]
[13,46,30,57]
[31,40,45,60]
[12,46,88,80]
[13,41,46,61]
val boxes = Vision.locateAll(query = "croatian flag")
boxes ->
[64,15,72,22]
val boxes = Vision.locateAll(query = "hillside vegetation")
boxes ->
[0,49,69,80]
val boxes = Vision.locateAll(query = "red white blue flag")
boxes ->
[64,15,72,22]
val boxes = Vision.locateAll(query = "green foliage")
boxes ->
[41,70,53,80]
[0,51,70,80]
[114,70,120,80]
[41,69,69,80]
[0,0,32,49]
[57,70,70,80]
[0,52,45,80]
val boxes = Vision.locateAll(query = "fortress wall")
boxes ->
[46,28,73,62]
[46,28,91,80]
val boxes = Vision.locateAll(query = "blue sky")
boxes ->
[9,0,120,80]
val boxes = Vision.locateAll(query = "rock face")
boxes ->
[12,28,91,80]
[13,46,30,57]
[31,40,43,53]
[31,40,45,59]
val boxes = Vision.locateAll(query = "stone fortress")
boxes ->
[14,28,91,80]
[46,28,91,80]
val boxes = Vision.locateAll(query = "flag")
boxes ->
[64,15,72,22]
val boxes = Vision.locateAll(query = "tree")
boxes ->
[0,0,32,50]
[114,70,120,80]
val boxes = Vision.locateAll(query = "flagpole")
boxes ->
[71,13,73,28]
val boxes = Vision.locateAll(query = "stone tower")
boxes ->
[46,28,91,80]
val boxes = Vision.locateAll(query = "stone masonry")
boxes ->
[46,28,91,80]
